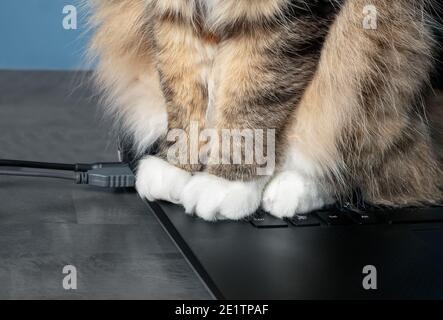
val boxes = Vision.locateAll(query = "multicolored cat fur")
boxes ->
[88,0,442,220]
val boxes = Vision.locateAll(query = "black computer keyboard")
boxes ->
[249,206,443,229]
[149,200,443,299]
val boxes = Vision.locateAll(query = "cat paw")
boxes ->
[262,171,334,218]
[182,173,264,221]
[136,156,191,204]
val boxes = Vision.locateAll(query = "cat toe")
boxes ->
[182,173,228,220]
[218,181,263,220]
[136,156,191,204]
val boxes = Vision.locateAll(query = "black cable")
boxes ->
[0,169,75,181]
[0,159,78,171]
[0,160,135,188]
[0,159,124,172]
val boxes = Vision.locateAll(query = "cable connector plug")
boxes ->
[75,164,135,188]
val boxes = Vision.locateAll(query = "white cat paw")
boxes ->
[262,171,334,218]
[136,156,191,204]
[182,173,264,221]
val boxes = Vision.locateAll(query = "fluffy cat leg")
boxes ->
[153,19,218,173]
[137,20,223,205]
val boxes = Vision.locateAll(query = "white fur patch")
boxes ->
[262,171,334,218]
[283,145,324,177]
[182,173,265,221]
[101,65,168,156]
[124,73,168,155]
[129,100,168,155]
[136,156,191,204]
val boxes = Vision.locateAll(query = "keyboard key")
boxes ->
[289,214,321,227]
[316,212,353,226]
[348,212,380,225]
[249,210,288,228]
[387,207,443,224]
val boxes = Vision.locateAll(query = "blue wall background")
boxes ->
[0,0,91,70]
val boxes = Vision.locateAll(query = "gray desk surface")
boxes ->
[0,70,211,299]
